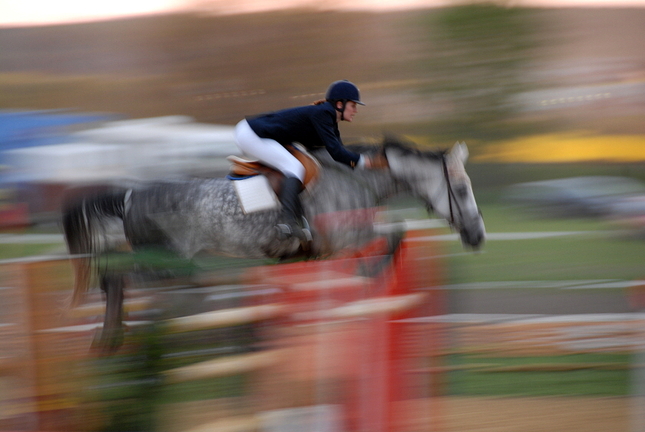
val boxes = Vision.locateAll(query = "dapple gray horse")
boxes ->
[62,137,485,353]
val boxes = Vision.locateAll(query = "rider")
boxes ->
[234,80,376,246]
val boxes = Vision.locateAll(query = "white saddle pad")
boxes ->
[232,175,280,214]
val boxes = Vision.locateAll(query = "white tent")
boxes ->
[4,116,240,183]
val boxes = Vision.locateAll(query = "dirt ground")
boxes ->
[156,396,632,432]
[441,397,630,432]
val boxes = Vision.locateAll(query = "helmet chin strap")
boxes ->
[335,100,347,121]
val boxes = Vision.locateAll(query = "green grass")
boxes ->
[447,234,645,283]
[0,242,61,260]
[0,226,64,260]
[476,203,614,232]
[447,353,631,396]
[444,203,645,283]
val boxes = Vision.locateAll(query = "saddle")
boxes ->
[227,144,321,194]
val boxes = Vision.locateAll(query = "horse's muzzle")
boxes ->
[459,212,485,249]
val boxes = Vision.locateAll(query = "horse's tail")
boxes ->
[62,188,128,307]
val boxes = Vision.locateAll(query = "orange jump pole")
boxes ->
[0,257,86,432]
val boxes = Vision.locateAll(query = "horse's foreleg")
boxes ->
[70,257,91,308]
[92,273,125,356]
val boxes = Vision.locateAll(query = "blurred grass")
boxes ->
[447,353,630,396]
[445,203,645,284]
[475,203,611,232]
[450,234,645,282]
[2,200,644,284]
[0,242,62,260]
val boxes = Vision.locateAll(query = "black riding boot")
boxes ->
[276,177,312,248]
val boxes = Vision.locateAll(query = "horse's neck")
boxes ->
[316,163,401,204]
[360,169,402,202]
[428,160,449,202]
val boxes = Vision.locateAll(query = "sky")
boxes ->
[1,0,644,27]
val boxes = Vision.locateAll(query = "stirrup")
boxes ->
[276,217,312,249]
[300,216,313,243]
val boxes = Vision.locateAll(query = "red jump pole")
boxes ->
[386,228,446,432]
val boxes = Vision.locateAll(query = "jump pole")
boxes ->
[630,281,645,432]
[244,226,447,432]
[0,257,84,432]
[384,228,446,432]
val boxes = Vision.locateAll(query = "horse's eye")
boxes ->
[455,185,469,198]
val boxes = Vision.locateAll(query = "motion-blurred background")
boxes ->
[1,1,645,431]
[1,2,645,223]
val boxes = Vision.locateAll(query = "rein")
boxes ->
[440,155,461,228]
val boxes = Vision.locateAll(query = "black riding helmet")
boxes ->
[325,80,365,121]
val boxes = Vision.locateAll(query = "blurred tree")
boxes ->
[419,1,541,140]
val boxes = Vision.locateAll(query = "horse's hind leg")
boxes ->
[92,272,125,356]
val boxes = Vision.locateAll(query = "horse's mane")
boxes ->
[346,134,446,160]
[311,135,446,172]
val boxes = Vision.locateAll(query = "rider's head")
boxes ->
[325,80,365,122]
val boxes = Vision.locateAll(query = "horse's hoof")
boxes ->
[91,326,125,356]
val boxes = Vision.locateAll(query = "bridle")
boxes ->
[382,145,477,229]
[440,154,484,230]
[440,154,462,227]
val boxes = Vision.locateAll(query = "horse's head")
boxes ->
[384,139,485,249]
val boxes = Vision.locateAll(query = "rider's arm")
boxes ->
[310,107,361,168]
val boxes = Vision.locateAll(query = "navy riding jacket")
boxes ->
[246,101,360,168]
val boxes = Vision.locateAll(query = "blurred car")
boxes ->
[606,193,645,235]
[503,176,645,219]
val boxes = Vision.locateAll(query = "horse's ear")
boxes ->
[451,141,469,164]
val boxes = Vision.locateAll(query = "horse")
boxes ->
[62,136,485,354]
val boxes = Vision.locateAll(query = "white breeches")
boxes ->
[235,120,305,182]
